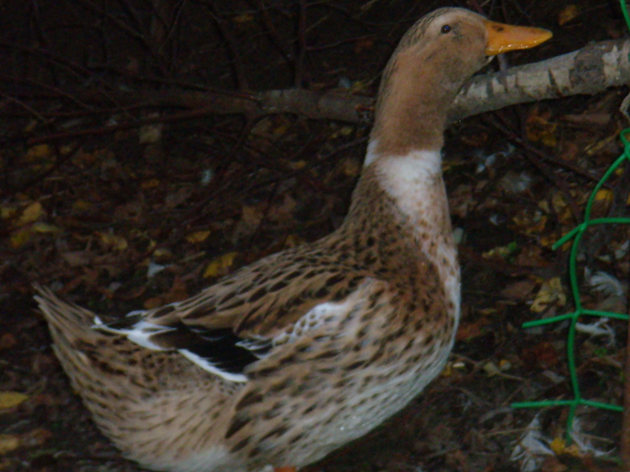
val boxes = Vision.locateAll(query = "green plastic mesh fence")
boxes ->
[511,0,630,442]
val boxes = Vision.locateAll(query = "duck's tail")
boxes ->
[34,285,227,470]
[34,285,132,436]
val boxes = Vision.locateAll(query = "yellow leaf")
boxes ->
[24,144,52,161]
[339,126,354,136]
[141,178,160,189]
[138,123,163,144]
[98,232,128,251]
[526,111,557,147]
[272,123,289,139]
[0,434,20,455]
[483,361,501,376]
[288,160,307,170]
[478,308,498,315]
[72,200,93,212]
[349,81,369,94]
[153,247,172,259]
[558,5,579,26]
[0,205,17,219]
[23,119,38,133]
[32,222,61,233]
[550,436,566,454]
[60,145,74,155]
[284,234,305,249]
[482,243,516,259]
[15,201,44,227]
[0,392,28,409]
[440,363,454,377]
[203,252,237,278]
[234,13,254,23]
[186,230,211,244]
[595,189,613,203]
[564,443,582,457]
[525,215,547,234]
[530,277,566,313]
[513,209,548,234]
[10,229,31,248]
[340,158,361,177]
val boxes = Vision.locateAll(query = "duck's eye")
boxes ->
[441,25,451,34]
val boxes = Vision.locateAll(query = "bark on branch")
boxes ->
[450,38,630,120]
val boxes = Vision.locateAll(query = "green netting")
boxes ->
[511,0,630,441]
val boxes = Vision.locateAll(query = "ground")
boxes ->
[1,0,629,471]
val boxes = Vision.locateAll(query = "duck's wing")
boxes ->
[97,247,390,382]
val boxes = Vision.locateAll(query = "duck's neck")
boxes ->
[367,48,459,161]
[368,104,447,163]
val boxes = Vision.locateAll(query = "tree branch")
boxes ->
[450,38,630,120]
[13,38,630,146]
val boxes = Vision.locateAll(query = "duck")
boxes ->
[35,7,551,472]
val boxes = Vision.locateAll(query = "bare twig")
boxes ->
[294,0,307,88]
[206,2,250,91]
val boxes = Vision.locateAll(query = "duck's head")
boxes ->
[369,8,552,159]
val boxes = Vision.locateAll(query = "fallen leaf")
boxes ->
[530,277,566,312]
[456,316,492,341]
[72,199,93,212]
[0,205,17,219]
[204,252,238,279]
[550,437,566,455]
[449,184,474,218]
[143,277,189,309]
[141,178,161,189]
[541,456,568,472]
[482,242,518,259]
[0,334,17,350]
[232,205,264,242]
[10,229,31,248]
[526,107,557,147]
[269,194,297,224]
[288,160,307,170]
[284,234,305,249]
[483,361,501,376]
[0,435,19,455]
[32,222,61,233]
[558,5,579,26]
[339,158,361,177]
[186,230,211,244]
[61,250,93,267]
[501,279,537,300]
[24,144,52,161]
[98,232,128,251]
[0,429,52,455]
[153,247,173,262]
[138,122,163,144]
[17,428,51,449]
[513,246,550,268]
[0,392,28,409]
[513,209,546,234]
[15,201,44,227]
[522,342,560,369]
[234,13,254,23]
[594,189,612,203]
[354,37,375,54]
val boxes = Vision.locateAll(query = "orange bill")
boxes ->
[483,20,552,56]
